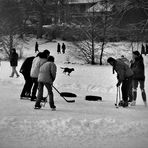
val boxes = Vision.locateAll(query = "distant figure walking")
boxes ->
[146,43,148,55]
[35,41,39,53]
[62,43,66,54]
[141,44,146,55]
[9,48,19,78]
[57,43,61,54]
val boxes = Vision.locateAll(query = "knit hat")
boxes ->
[133,51,140,56]
[107,57,116,63]
[43,49,50,55]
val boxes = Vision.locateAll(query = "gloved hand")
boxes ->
[116,81,121,87]
[19,69,23,73]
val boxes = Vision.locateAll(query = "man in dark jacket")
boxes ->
[20,56,35,98]
[131,51,147,106]
[107,57,134,107]
[9,48,19,78]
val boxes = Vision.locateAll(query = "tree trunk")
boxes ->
[9,33,13,51]
[37,11,43,39]
[100,41,105,65]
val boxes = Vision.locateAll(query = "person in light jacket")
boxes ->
[30,50,50,101]
[35,56,57,110]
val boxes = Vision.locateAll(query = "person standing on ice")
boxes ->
[57,43,61,54]
[35,56,57,110]
[130,51,147,106]
[107,57,133,107]
[62,43,66,54]
[30,50,50,101]
[9,48,20,78]
[19,56,35,99]
[35,41,39,53]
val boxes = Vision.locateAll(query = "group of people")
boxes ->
[107,51,147,107]
[9,45,146,109]
[20,49,57,110]
[57,43,66,54]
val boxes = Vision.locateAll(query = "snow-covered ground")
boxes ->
[0,39,148,148]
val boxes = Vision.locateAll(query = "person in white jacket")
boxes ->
[30,50,50,101]
[35,56,57,110]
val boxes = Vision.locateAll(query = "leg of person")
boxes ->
[13,66,19,77]
[31,78,38,101]
[25,77,33,97]
[20,74,28,98]
[35,82,44,108]
[139,80,147,107]
[44,83,56,110]
[121,80,129,107]
[132,80,138,106]
[23,76,33,97]
[128,78,133,103]
[10,66,15,77]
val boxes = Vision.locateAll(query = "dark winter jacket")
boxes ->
[20,56,35,77]
[113,60,133,82]
[131,55,145,81]
[10,52,18,66]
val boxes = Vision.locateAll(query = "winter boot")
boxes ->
[51,105,56,111]
[118,100,124,107]
[144,101,147,107]
[130,100,136,106]
[34,102,41,109]
[122,101,128,107]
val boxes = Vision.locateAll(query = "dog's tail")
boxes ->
[60,67,65,69]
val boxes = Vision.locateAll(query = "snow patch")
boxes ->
[0,117,148,140]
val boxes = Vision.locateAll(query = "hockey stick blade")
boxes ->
[60,93,75,103]
[65,99,75,103]
[52,85,75,103]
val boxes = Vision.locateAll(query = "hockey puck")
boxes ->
[60,92,77,97]
[85,95,102,101]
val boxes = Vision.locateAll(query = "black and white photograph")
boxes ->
[0,0,148,148]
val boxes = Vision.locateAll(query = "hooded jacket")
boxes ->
[131,55,145,81]
[113,59,133,82]
[30,57,47,78]
[38,61,57,84]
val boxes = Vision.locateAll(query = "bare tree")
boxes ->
[0,0,24,58]
[70,0,113,65]
[70,0,99,64]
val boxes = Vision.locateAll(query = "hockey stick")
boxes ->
[115,86,120,108]
[52,85,75,103]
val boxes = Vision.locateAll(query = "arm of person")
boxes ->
[50,64,57,82]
